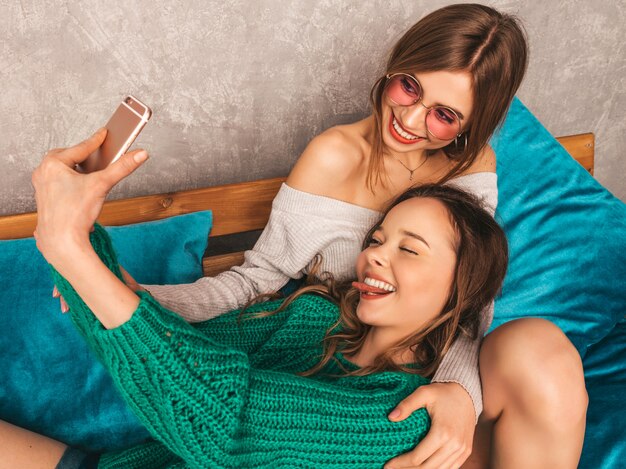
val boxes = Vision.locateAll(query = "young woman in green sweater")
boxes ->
[1,133,507,468]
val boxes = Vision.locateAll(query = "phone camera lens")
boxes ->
[125,97,132,104]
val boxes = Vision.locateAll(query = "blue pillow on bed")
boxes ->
[490,98,626,355]
[0,211,212,452]
[579,318,626,468]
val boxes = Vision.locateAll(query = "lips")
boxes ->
[388,113,424,145]
[352,275,397,299]
[352,282,394,300]
[352,281,389,293]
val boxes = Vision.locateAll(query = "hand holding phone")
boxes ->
[79,95,152,173]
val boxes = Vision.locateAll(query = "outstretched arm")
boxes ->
[33,129,148,329]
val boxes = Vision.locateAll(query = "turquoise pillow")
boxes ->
[0,211,212,451]
[491,98,626,355]
[579,318,626,468]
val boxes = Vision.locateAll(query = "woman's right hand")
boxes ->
[32,128,148,267]
[53,265,143,313]
[33,130,149,328]
[32,128,148,313]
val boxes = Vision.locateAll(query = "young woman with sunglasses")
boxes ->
[55,3,587,468]
[5,135,508,467]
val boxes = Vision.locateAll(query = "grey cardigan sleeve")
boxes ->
[143,184,378,323]
[143,187,314,322]
[432,172,499,420]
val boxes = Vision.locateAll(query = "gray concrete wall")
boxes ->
[1,0,624,216]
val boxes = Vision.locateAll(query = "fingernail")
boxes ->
[388,409,401,420]
[52,286,59,298]
[61,304,68,313]
[134,151,148,163]
[95,127,106,134]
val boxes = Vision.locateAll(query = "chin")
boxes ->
[355,304,370,324]
[355,304,385,327]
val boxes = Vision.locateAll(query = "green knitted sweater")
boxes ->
[51,225,431,468]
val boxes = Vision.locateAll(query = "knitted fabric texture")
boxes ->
[51,224,431,468]
[145,175,497,418]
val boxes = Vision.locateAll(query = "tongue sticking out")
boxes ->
[352,281,392,295]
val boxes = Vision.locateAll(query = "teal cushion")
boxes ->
[491,98,626,355]
[579,318,626,468]
[0,211,212,451]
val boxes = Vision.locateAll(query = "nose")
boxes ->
[365,245,389,268]
[401,102,428,131]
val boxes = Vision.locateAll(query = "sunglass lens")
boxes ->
[426,107,461,140]
[386,75,421,105]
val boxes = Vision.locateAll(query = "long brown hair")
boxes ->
[368,3,528,190]
[244,184,508,378]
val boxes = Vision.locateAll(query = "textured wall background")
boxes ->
[1,0,624,216]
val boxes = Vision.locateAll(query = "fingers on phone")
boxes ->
[56,129,107,166]
[103,150,149,186]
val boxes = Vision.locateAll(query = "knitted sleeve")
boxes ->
[141,183,376,324]
[51,226,431,468]
[140,212,297,323]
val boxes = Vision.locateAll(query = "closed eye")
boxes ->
[401,247,418,255]
[368,237,382,246]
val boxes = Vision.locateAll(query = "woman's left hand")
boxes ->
[384,382,475,469]
[32,128,148,266]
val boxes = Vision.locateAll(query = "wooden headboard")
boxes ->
[0,133,595,276]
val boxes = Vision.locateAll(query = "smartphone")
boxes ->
[79,95,152,173]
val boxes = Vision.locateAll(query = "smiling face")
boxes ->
[354,197,459,340]
[381,70,474,154]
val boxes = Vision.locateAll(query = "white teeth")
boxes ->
[364,277,396,292]
[392,118,420,140]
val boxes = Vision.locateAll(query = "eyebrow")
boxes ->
[448,107,465,121]
[420,96,466,121]
[431,100,465,120]
[401,229,431,249]
[376,226,431,249]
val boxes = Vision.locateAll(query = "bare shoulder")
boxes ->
[286,122,367,196]
[464,144,496,174]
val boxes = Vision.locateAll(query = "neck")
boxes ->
[347,327,413,368]
[383,145,431,171]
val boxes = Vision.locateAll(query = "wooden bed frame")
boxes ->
[0,133,594,277]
